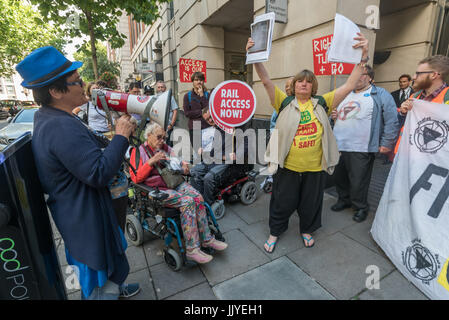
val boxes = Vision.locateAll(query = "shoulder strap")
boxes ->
[313,95,329,114]
[278,95,295,115]
[189,90,208,104]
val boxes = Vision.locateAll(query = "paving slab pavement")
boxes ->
[50,169,431,300]
[287,232,395,300]
[213,256,335,300]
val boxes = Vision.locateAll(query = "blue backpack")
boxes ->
[188,90,209,104]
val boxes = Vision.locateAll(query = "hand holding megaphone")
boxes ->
[115,114,136,140]
[91,89,172,130]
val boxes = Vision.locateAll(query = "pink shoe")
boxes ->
[186,248,213,264]
[203,238,228,251]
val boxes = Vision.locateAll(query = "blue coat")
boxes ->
[32,106,129,283]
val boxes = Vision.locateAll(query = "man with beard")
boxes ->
[393,55,449,155]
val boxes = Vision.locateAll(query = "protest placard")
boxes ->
[179,58,207,83]
[312,34,355,76]
[246,12,275,64]
[209,80,256,129]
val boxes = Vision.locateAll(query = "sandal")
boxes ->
[264,237,278,254]
[302,234,315,248]
[203,238,228,251]
[186,248,213,264]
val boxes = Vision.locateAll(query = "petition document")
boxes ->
[328,14,362,64]
[246,12,275,64]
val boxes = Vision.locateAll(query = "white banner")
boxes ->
[371,99,449,300]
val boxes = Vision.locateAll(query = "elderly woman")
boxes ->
[246,33,369,252]
[129,122,227,264]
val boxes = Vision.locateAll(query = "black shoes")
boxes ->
[331,202,351,211]
[353,210,368,223]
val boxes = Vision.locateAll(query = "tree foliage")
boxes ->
[0,0,67,77]
[31,0,171,80]
[73,42,120,84]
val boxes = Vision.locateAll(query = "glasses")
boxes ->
[66,79,84,87]
[415,71,437,76]
[155,134,166,140]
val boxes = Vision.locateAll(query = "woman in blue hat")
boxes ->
[16,46,140,300]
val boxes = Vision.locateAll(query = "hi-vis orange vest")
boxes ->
[393,86,449,155]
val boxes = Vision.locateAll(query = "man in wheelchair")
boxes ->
[128,122,228,264]
[190,108,255,216]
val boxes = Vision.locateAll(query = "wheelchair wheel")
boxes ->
[211,200,226,220]
[263,181,273,193]
[240,181,258,205]
[164,248,182,271]
[125,214,144,246]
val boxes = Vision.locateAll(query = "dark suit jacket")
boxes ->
[391,87,414,109]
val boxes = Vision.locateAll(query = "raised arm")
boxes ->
[332,33,370,108]
[246,38,276,106]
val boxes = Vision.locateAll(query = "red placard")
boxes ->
[312,34,355,76]
[179,58,207,83]
[209,80,256,129]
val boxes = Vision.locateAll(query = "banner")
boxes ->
[371,99,449,300]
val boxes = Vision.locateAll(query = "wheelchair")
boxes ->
[208,164,260,220]
[125,181,225,271]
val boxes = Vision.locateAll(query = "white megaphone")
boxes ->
[91,89,172,130]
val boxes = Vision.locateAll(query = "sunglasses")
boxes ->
[155,134,166,140]
[66,79,84,87]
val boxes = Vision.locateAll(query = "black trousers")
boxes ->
[112,196,128,231]
[269,167,325,237]
[190,163,231,205]
[333,151,375,211]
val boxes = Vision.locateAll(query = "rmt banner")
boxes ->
[209,80,256,130]
[371,99,449,300]
[312,34,355,76]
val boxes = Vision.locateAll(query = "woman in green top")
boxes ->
[246,33,370,252]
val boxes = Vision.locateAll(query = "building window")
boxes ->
[169,1,175,21]
[6,86,15,95]
[0,86,4,95]
[437,8,449,56]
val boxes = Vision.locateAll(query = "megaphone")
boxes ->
[91,89,172,130]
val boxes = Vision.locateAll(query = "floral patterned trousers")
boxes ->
[161,181,213,250]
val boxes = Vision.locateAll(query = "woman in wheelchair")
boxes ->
[129,122,228,264]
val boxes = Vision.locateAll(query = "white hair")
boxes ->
[144,122,163,139]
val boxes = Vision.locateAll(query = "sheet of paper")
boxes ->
[246,12,275,64]
[327,13,362,64]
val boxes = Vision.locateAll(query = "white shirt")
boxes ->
[201,126,217,152]
[79,101,110,132]
[333,86,374,152]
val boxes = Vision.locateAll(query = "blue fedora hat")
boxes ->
[16,46,83,89]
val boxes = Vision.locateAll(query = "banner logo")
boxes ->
[402,239,440,284]
[412,118,448,154]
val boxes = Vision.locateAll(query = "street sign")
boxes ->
[137,62,156,74]
[266,0,288,24]
[209,80,256,129]
[179,58,207,83]
[312,34,355,76]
